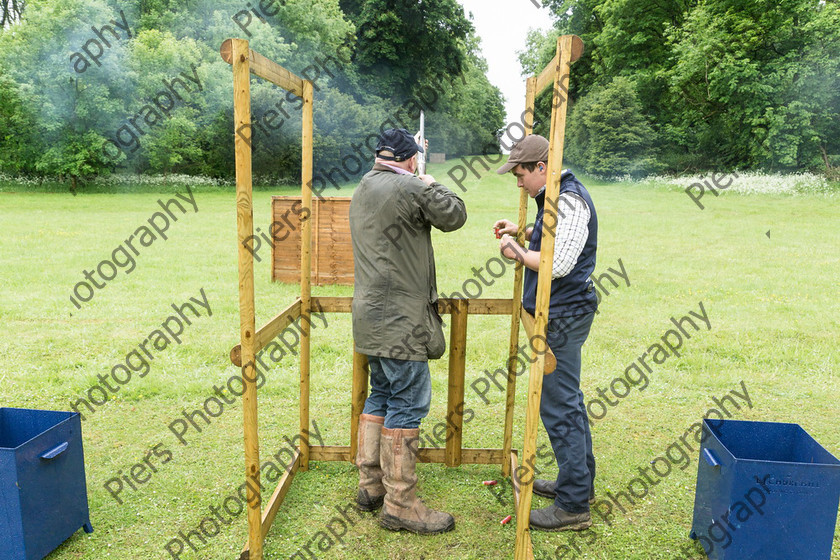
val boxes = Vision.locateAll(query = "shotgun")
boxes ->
[417,110,426,175]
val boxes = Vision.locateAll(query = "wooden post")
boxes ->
[514,35,575,560]
[350,349,369,462]
[232,38,263,560]
[502,76,537,477]
[299,80,314,471]
[445,299,468,467]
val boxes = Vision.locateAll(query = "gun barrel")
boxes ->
[418,111,426,175]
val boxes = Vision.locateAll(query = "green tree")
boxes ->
[144,112,202,177]
[0,0,503,185]
[566,76,658,177]
[0,0,131,184]
[540,0,840,173]
[0,72,40,173]
[36,130,113,193]
[1,0,24,28]
[345,0,473,96]
[661,0,840,170]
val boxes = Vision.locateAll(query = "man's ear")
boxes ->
[538,161,546,172]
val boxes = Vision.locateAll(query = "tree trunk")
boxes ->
[819,144,832,171]
[70,175,77,196]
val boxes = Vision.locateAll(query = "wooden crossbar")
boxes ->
[309,296,513,315]
[519,309,557,374]
[239,449,301,559]
[534,36,584,95]
[221,39,306,97]
[230,299,302,367]
[308,445,509,465]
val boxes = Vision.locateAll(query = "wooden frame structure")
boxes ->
[221,35,582,560]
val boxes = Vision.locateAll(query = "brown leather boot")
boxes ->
[355,414,386,511]
[379,427,455,534]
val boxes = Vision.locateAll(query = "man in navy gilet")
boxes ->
[493,134,598,531]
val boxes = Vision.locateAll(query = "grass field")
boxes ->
[1,159,838,560]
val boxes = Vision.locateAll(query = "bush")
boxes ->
[566,77,659,178]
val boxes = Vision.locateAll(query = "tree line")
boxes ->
[0,0,505,188]
[524,0,840,177]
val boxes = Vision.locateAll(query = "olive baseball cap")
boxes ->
[496,135,550,174]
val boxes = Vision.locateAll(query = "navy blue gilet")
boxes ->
[522,171,598,318]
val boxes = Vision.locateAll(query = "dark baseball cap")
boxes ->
[376,128,424,162]
[496,135,550,174]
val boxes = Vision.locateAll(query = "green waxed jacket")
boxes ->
[350,164,467,361]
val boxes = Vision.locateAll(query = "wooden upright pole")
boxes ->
[232,38,263,560]
[300,80,314,471]
[514,35,575,560]
[502,76,537,477]
[445,299,468,467]
[350,349,369,461]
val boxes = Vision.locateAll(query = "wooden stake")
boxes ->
[350,350,369,462]
[503,75,537,477]
[445,299,468,467]
[232,38,263,560]
[514,35,576,560]
[299,79,314,471]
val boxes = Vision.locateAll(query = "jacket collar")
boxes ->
[372,162,414,175]
[535,186,546,209]
[534,170,575,209]
[372,162,394,173]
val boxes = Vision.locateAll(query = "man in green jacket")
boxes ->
[350,128,467,535]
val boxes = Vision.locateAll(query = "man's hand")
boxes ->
[419,174,436,186]
[500,233,523,262]
[493,219,518,237]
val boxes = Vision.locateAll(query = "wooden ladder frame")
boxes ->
[220,34,582,560]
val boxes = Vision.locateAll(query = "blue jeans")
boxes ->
[540,312,596,513]
[362,356,432,429]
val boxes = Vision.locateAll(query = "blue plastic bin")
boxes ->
[0,408,92,560]
[690,419,840,560]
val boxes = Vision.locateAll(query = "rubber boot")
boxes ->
[379,427,455,534]
[355,414,386,511]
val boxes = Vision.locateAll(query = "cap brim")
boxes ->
[496,161,518,174]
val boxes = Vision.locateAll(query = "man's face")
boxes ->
[511,163,547,198]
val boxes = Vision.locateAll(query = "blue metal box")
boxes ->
[690,419,840,560]
[0,408,93,560]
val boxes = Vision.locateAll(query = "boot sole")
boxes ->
[380,513,455,535]
[530,519,592,532]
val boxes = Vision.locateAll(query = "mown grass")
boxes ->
[0,158,838,560]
